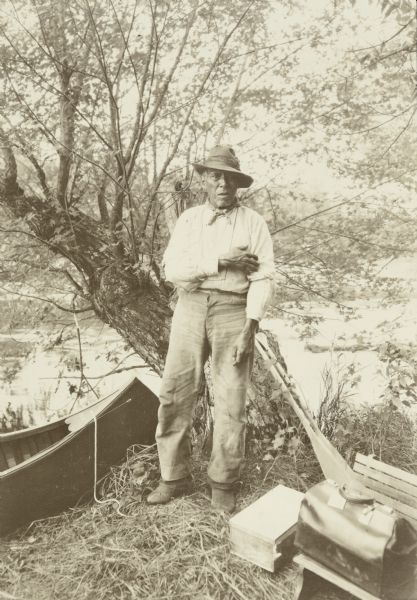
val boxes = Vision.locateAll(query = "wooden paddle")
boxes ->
[255,332,367,491]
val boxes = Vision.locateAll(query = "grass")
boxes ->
[0,442,354,600]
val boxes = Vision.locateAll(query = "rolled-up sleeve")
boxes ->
[246,214,275,321]
[163,211,219,290]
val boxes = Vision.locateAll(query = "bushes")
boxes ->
[0,402,32,432]
[318,385,417,473]
[334,403,417,473]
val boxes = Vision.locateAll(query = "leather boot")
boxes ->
[146,478,192,505]
[211,488,236,514]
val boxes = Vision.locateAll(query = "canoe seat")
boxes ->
[0,423,68,471]
[353,453,417,530]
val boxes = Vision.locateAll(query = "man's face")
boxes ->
[203,169,239,209]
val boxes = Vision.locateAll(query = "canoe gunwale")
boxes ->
[0,377,141,478]
[0,420,68,442]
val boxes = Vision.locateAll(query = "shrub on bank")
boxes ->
[318,390,417,473]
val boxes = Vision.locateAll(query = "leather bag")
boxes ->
[295,480,417,599]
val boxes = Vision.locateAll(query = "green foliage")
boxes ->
[378,341,417,407]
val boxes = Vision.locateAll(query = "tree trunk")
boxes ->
[92,262,172,375]
[0,143,172,375]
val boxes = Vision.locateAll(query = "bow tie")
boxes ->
[206,204,237,226]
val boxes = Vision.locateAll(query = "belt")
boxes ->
[196,288,248,298]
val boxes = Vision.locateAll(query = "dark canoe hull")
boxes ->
[0,377,159,536]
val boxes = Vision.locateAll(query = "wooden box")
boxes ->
[229,484,304,572]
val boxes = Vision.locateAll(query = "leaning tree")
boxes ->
[0,0,288,375]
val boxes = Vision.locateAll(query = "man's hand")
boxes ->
[219,245,259,275]
[232,319,258,366]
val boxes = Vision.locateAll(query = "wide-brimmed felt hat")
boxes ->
[192,145,253,188]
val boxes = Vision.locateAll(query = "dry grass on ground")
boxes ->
[0,443,354,600]
[2,398,417,600]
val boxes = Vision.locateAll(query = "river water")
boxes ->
[264,298,417,414]
[0,322,161,427]
[1,257,416,427]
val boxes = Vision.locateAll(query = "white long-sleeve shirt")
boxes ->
[163,203,275,321]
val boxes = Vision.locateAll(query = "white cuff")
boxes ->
[246,278,274,322]
[245,309,260,322]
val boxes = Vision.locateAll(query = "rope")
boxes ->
[92,414,127,517]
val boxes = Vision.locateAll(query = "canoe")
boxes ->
[0,377,159,535]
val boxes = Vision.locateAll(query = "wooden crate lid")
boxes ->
[230,485,304,543]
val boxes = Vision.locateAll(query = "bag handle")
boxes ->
[340,484,375,504]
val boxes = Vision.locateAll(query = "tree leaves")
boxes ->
[381,0,414,20]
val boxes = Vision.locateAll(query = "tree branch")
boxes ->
[56,65,76,207]
[49,267,86,295]
[293,223,408,254]
[1,29,113,152]
[142,0,256,236]
[377,104,417,160]
[349,17,414,53]
[271,165,417,238]
[0,125,20,197]
[124,3,156,163]
[215,53,248,144]
[4,76,128,199]
[0,285,93,313]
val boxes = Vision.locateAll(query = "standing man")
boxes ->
[147,145,275,513]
